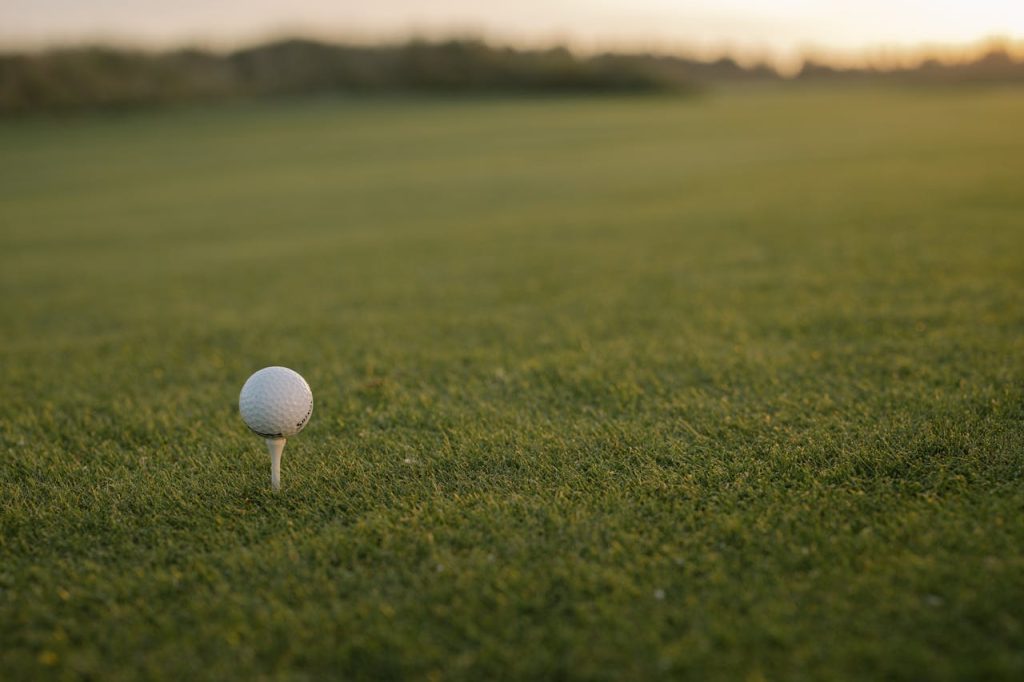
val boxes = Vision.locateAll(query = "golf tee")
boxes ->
[266,438,286,491]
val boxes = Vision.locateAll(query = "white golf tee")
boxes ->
[266,438,286,491]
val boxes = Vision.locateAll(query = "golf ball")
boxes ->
[239,367,313,438]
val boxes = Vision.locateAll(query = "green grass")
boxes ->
[1,86,1023,680]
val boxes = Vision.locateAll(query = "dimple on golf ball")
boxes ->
[239,366,313,438]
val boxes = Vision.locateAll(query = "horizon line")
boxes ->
[2,31,1022,73]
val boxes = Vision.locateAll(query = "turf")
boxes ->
[1,86,1023,680]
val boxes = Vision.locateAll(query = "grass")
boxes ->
[1,86,1023,680]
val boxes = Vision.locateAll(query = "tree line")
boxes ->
[1,38,1021,114]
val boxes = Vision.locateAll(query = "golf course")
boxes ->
[1,86,1022,679]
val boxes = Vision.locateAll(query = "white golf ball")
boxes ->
[239,367,313,438]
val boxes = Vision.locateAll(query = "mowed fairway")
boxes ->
[1,87,1023,680]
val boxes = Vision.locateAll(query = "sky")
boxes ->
[2,1,1022,67]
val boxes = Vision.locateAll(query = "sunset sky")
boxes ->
[2,1,1022,66]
